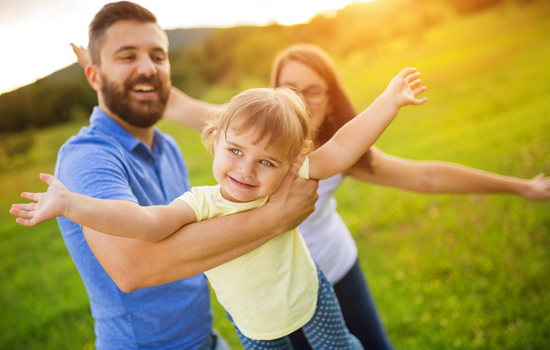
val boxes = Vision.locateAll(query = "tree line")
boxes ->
[0,0,534,135]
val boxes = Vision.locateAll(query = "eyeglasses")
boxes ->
[283,85,329,105]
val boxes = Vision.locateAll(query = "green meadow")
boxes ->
[1,2,549,349]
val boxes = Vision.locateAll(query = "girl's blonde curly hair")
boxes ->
[202,87,315,162]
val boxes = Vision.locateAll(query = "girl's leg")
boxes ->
[301,265,363,350]
[333,259,395,350]
[289,259,395,350]
[226,312,294,350]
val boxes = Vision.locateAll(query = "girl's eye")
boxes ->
[231,149,243,156]
[260,160,272,166]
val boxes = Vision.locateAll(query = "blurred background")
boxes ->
[1,0,549,349]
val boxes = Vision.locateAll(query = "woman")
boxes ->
[71,43,550,349]
[268,43,550,350]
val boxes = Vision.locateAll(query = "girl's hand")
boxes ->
[10,173,70,226]
[521,173,550,200]
[70,43,90,68]
[384,67,428,108]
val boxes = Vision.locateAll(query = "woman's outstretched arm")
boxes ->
[347,147,550,200]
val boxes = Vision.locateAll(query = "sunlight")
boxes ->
[259,0,373,26]
[0,0,373,94]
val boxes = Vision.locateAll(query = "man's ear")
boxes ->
[85,64,101,92]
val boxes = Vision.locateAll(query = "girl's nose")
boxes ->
[238,161,255,177]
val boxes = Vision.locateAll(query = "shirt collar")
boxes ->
[89,107,164,154]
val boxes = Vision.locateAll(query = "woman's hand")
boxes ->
[384,67,428,108]
[10,173,70,226]
[70,43,90,68]
[520,173,550,200]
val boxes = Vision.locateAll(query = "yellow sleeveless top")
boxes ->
[178,160,318,340]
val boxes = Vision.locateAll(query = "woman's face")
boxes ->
[277,59,330,131]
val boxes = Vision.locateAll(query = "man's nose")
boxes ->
[136,56,157,76]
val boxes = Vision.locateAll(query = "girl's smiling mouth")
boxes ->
[228,175,256,189]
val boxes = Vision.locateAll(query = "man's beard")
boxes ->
[100,73,170,128]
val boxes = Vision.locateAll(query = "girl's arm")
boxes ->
[347,147,550,200]
[70,43,224,131]
[10,173,197,241]
[308,67,428,180]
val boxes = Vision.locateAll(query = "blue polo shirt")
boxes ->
[54,107,212,349]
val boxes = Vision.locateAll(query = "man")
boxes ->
[55,2,318,349]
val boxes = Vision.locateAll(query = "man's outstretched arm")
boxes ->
[84,160,319,292]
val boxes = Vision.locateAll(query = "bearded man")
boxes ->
[54,2,318,349]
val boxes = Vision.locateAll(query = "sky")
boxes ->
[0,0,365,95]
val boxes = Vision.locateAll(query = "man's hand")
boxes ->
[264,155,319,233]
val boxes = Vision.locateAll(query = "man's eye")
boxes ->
[153,55,165,62]
[260,160,272,166]
[231,149,243,156]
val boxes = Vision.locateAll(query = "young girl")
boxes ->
[11,68,427,349]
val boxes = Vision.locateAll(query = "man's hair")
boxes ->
[203,88,314,162]
[88,1,158,65]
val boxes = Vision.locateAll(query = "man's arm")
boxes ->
[84,159,319,292]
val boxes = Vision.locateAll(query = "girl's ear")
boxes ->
[212,130,218,153]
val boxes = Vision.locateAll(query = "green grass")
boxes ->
[1,2,550,349]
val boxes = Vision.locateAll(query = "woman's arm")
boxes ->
[347,147,550,200]
[11,174,197,241]
[308,67,428,180]
[164,87,225,131]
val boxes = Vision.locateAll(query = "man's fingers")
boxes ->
[281,155,305,186]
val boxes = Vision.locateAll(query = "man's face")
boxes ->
[96,20,171,128]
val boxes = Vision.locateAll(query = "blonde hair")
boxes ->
[203,87,314,162]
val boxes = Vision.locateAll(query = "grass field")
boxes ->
[1,2,549,349]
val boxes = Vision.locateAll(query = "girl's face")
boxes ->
[212,127,292,203]
[277,59,330,132]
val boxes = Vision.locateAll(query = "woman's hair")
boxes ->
[271,43,373,172]
[88,1,159,65]
[202,87,314,162]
